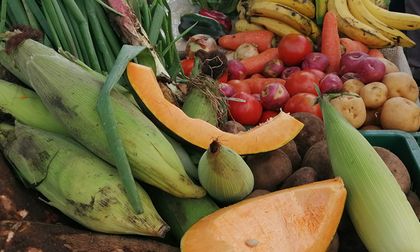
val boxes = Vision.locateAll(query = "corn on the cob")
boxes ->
[319,95,420,251]
[0,39,205,199]
[0,79,67,135]
[0,123,169,237]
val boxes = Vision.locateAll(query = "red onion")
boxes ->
[219,83,236,97]
[339,51,369,75]
[227,60,247,80]
[263,59,285,78]
[357,57,386,83]
[302,52,329,72]
[260,83,290,110]
[281,66,301,80]
[341,72,360,83]
[319,73,343,93]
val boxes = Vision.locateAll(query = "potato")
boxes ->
[380,97,420,132]
[363,108,381,127]
[279,140,301,170]
[246,149,293,191]
[376,57,399,74]
[342,79,365,94]
[359,82,388,109]
[302,140,333,180]
[330,94,367,128]
[374,146,411,193]
[407,191,420,220]
[382,72,419,102]
[220,121,246,133]
[280,167,317,189]
[291,112,325,156]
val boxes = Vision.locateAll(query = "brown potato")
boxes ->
[376,57,399,74]
[407,191,420,220]
[330,94,367,128]
[374,146,411,193]
[302,140,333,180]
[342,79,365,94]
[380,97,420,132]
[360,125,382,130]
[245,189,270,199]
[246,149,293,191]
[291,112,325,157]
[363,108,381,127]
[327,233,340,252]
[279,140,301,170]
[359,82,388,109]
[382,72,419,102]
[220,121,246,133]
[280,167,317,189]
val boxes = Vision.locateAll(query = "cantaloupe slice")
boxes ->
[127,63,303,155]
[180,178,347,252]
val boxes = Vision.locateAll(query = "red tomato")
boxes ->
[228,92,263,126]
[181,58,195,76]
[285,70,319,96]
[218,71,228,83]
[259,110,279,123]
[307,69,325,81]
[278,34,313,66]
[227,80,251,94]
[283,93,322,119]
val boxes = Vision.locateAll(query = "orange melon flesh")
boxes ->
[127,63,304,155]
[180,178,347,252]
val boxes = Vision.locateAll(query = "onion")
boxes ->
[263,59,285,78]
[281,66,301,80]
[301,52,329,72]
[341,72,360,83]
[357,57,386,83]
[339,51,369,75]
[320,73,343,93]
[228,60,247,80]
[220,83,236,97]
[234,43,259,61]
[260,83,290,110]
[185,34,218,58]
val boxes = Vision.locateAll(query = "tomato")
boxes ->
[278,34,313,66]
[218,71,228,83]
[283,93,322,119]
[181,58,195,76]
[259,110,279,123]
[285,70,319,96]
[307,69,326,81]
[227,80,251,94]
[228,92,263,126]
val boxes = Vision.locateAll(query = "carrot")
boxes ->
[218,30,274,52]
[250,73,264,79]
[228,78,285,94]
[367,49,384,58]
[340,38,369,54]
[321,11,341,73]
[240,48,279,76]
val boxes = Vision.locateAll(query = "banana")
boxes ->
[364,0,420,30]
[253,0,316,18]
[328,0,393,48]
[250,16,304,37]
[348,0,415,47]
[249,1,320,40]
[315,0,327,26]
[235,19,265,32]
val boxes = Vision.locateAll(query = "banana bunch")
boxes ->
[236,0,321,41]
[328,0,420,48]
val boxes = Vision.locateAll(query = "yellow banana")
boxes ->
[364,0,420,30]
[348,0,415,47]
[235,19,265,32]
[249,1,320,40]
[250,16,304,37]
[328,0,393,48]
[253,0,316,18]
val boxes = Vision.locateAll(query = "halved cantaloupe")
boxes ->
[127,63,304,155]
[180,178,347,252]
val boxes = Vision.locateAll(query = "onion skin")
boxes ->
[185,34,218,58]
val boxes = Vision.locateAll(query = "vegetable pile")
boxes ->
[1,0,420,251]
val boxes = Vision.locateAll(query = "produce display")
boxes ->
[1,0,420,251]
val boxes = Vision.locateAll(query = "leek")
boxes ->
[319,95,420,251]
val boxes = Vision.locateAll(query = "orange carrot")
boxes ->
[340,38,369,54]
[240,48,279,76]
[367,49,384,58]
[218,30,274,52]
[228,78,285,94]
[321,11,341,73]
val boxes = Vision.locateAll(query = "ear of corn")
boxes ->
[0,122,169,237]
[1,39,205,199]
[0,79,67,135]
[319,95,420,251]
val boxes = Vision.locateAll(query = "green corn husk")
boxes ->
[319,95,420,251]
[0,39,205,199]
[0,123,169,237]
[0,79,67,135]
